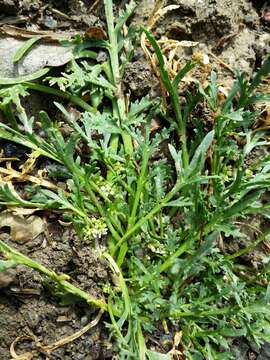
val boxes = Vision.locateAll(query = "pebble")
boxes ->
[43,15,58,29]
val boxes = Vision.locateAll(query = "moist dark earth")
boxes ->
[0,0,270,359]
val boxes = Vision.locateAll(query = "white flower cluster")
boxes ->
[100,183,115,197]
[85,218,108,240]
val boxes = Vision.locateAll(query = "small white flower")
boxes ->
[85,217,108,240]
[202,53,209,65]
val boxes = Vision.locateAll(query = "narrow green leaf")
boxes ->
[245,304,270,316]
[147,350,170,360]
[167,197,191,207]
[208,71,218,109]
[128,96,152,121]
[0,183,34,207]
[221,80,240,113]
[172,231,219,277]
[193,231,219,260]
[13,36,42,63]
[223,190,262,218]
[143,28,172,92]
[265,284,270,303]
[246,93,270,105]
[222,109,245,121]
[0,259,17,272]
[39,110,52,129]
[64,134,80,164]
[0,68,50,85]
[172,60,196,89]
[168,144,182,175]
[115,0,137,34]
[137,322,147,360]
[188,130,214,176]
[143,29,164,67]
[200,327,247,337]
[74,49,97,59]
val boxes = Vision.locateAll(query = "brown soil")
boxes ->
[0,221,112,359]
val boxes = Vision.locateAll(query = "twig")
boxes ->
[41,310,103,353]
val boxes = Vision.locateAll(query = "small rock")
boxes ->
[0,268,16,288]
[24,311,40,328]
[43,15,58,29]
[0,211,46,244]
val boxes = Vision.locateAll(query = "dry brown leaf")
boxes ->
[20,151,40,175]
[0,24,78,42]
[148,4,180,30]
[167,331,185,359]
[10,207,41,216]
[0,163,58,190]
[262,240,270,254]
[84,26,107,40]
[0,210,45,244]
[9,310,103,358]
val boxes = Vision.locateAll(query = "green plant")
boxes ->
[1,1,270,358]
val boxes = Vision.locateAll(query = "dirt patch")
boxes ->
[138,0,269,80]
[124,58,159,98]
[0,221,111,359]
[0,0,104,30]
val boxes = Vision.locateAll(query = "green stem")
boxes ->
[117,149,150,266]
[103,252,132,318]
[0,240,108,311]
[108,296,126,342]
[171,89,189,169]
[128,147,150,228]
[159,236,194,273]
[226,228,270,260]
[104,0,133,156]
[88,179,112,203]
[159,212,164,238]
[23,82,95,113]
[111,178,185,256]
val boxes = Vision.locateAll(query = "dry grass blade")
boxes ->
[19,151,40,175]
[10,335,34,360]
[141,4,180,73]
[0,25,79,42]
[141,5,197,86]
[208,51,234,73]
[40,309,104,353]
[89,0,101,13]
[0,162,59,190]
[147,4,180,30]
